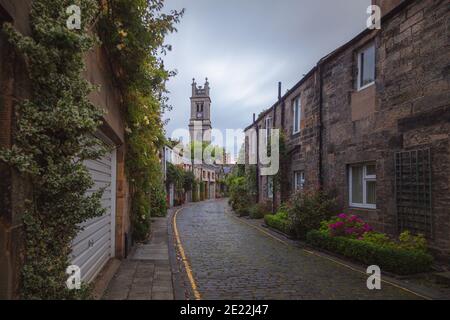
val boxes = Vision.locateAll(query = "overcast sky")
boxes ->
[162,0,371,160]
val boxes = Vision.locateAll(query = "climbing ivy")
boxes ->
[98,0,183,240]
[0,0,183,298]
[0,0,104,299]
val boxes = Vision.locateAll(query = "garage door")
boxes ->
[71,148,116,283]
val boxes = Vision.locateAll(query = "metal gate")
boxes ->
[395,148,432,237]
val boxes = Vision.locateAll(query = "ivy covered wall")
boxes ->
[0,0,183,299]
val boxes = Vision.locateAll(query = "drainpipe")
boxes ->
[254,113,259,203]
[274,81,281,125]
[318,64,324,190]
[280,84,287,203]
[272,82,282,213]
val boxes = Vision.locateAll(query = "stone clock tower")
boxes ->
[189,78,212,143]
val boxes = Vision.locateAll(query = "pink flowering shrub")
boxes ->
[320,213,373,239]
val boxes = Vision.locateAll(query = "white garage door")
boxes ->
[71,148,116,283]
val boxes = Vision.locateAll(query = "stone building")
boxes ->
[245,0,449,261]
[186,78,223,201]
[189,78,212,143]
[0,0,132,298]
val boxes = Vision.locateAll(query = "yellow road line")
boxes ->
[172,207,202,300]
[228,211,431,300]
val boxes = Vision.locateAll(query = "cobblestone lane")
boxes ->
[175,199,421,300]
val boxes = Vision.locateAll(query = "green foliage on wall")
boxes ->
[98,0,183,241]
[189,141,225,164]
[183,171,195,192]
[192,180,199,202]
[167,162,184,189]
[0,0,104,299]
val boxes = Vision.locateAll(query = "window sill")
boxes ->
[357,81,375,92]
[349,205,377,211]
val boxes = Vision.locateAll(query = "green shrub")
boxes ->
[200,182,206,201]
[360,231,428,254]
[399,231,428,252]
[264,211,293,235]
[192,181,199,202]
[149,183,167,218]
[228,176,253,216]
[306,230,433,275]
[287,190,339,239]
[249,201,272,219]
[361,232,392,246]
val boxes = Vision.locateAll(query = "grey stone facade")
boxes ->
[245,0,450,261]
[189,78,212,143]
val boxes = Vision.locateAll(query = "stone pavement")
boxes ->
[102,217,174,300]
[174,199,427,300]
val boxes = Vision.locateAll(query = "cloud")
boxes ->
[162,0,371,158]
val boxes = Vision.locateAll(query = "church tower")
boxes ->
[189,78,212,143]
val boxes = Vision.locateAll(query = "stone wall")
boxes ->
[372,0,405,16]
[320,29,381,230]
[321,0,449,258]
[0,0,32,300]
[245,0,449,260]
[377,0,450,258]
[281,71,321,195]
[0,0,133,298]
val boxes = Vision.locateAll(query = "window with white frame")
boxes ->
[357,43,375,91]
[265,117,272,145]
[267,176,274,199]
[294,171,305,191]
[349,163,376,209]
[292,96,301,134]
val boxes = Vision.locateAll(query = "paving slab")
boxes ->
[102,217,174,300]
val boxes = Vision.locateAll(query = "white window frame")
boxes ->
[292,96,301,134]
[357,43,376,91]
[294,171,305,191]
[265,116,272,146]
[349,163,377,209]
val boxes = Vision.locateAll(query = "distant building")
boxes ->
[163,145,192,207]
[189,78,212,144]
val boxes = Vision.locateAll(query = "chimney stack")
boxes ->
[253,113,256,123]
[278,82,282,101]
